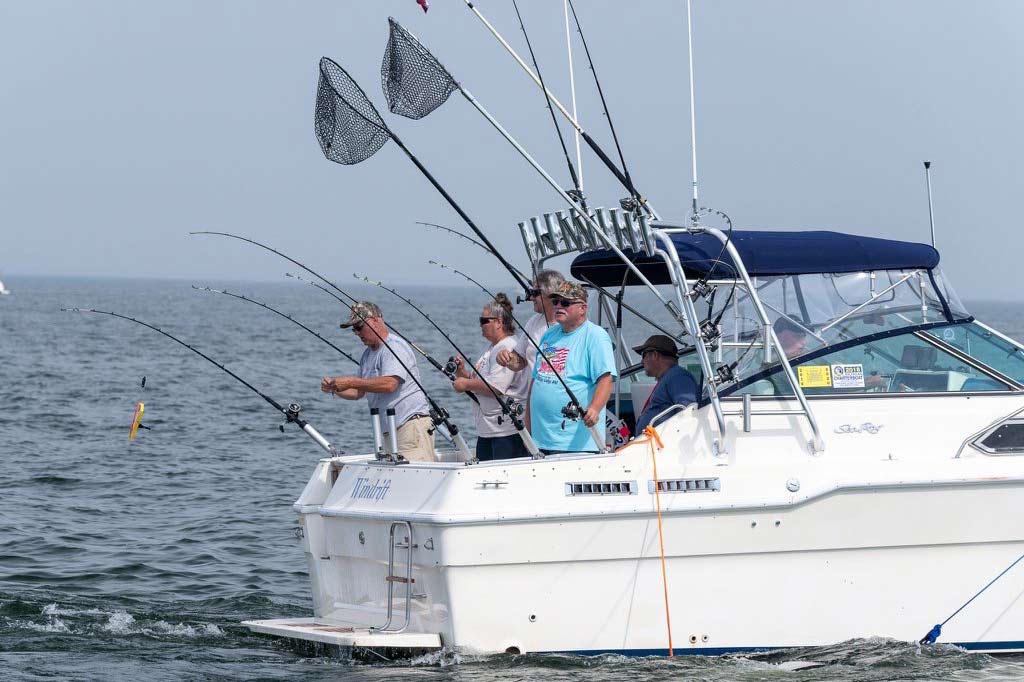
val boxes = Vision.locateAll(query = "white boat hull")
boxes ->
[254,394,1024,655]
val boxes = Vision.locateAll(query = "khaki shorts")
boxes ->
[383,415,436,462]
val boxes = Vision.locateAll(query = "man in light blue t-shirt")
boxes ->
[527,281,616,454]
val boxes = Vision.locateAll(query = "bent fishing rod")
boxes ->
[356,273,542,457]
[192,285,360,367]
[416,221,534,285]
[62,308,338,455]
[284,271,479,406]
[429,260,607,453]
[314,57,534,300]
[382,20,680,331]
[191,231,472,459]
[458,2,656,218]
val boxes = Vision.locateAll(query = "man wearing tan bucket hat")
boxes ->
[632,334,698,433]
[321,301,435,461]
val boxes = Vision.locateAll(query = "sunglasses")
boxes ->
[479,316,497,325]
[550,297,581,308]
[350,322,365,333]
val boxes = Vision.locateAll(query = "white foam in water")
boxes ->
[102,611,135,634]
[149,621,225,638]
[42,603,109,617]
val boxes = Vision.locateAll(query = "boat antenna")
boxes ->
[313,56,534,300]
[191,285,360,367]
[565,0,636,206]
[429,259,608,453]
[686,0,700,224]
[924,160,936,248]
[509,0,585,209]
[562,0,582,190]
[459,1,657,218]
[191,231,473,459]
[355,273,543,457]
[62,308,338,455]
[381,19,684,332]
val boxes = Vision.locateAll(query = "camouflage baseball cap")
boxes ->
[548,281,588,303]
[340,301,382,328]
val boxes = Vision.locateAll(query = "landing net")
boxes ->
[315,57,390,165]
[381,17,458,120]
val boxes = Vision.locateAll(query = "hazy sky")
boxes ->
[2,1,1022,298]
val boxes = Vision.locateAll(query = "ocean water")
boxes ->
[2,275,1024,681]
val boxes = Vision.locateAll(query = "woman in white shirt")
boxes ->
[453,293,530,460]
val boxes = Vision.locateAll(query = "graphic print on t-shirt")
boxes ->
[538,343,569,374]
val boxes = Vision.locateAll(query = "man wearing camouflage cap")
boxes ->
[321,302,435,461]
[527,281,616,454]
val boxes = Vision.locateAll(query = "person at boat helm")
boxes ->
[321,301,436,462]
[632,335,699,433]
[773,316,809,359]
[526,281,617,455]
[452,293,531,461]
[495,268,564,377]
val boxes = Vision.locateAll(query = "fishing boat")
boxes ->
[0,278,9,295]
[244,208,1024,656]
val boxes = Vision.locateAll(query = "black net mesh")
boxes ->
[381,17,458,120]
[315,57,390,165]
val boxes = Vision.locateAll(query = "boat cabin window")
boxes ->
[731,325,1015,396]
[919,322,1024,386]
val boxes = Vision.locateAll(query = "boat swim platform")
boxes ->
[242,617,442,651]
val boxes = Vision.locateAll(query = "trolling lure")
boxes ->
[129,401,146,441]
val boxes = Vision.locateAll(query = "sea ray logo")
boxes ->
[351,477,392,501]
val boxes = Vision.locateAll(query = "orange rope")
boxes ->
[644,425,673,657]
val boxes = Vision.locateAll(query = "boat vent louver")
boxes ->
[648,478,721,493]
[564,481,638,496]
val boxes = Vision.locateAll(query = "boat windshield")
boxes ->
[705,266,996,396]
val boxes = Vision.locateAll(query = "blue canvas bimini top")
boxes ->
[570,230,941,286]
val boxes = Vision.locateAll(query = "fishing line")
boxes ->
[62,308,338,455]
[415,221,533,285]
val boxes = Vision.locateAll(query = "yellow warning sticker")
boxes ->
[797,366,832,388]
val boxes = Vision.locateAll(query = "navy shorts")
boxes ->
[476,434,531,461]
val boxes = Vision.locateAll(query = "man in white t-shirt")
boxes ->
[495,269,564,377]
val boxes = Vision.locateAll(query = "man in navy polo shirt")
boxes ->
[633,335,698,432]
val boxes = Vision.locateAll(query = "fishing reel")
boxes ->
[428,405,454,436]
[500,398,526,428]
[566,188,587,207]
[687,279,716,302]
[517,287,541,304]
[700,319,722,350]
[279,403,302,432]
[560,401,583,430]
[710,363,737,386]
[442,356,459,380]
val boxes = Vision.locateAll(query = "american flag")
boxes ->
[538,347,569,374]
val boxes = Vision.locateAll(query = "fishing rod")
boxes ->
[355,273,542,458]
[561,0,582,189]
[314,57,534,300]
[382,19,681,331]
[283,271,476,404]
[191,231,473,459]
[429,260,608,453]
[62,308,338,455]
[416,221,534,285]
[459,1,657,218]
[509,0,585,209]
[192,285,360,367]
[565,0,636,206]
